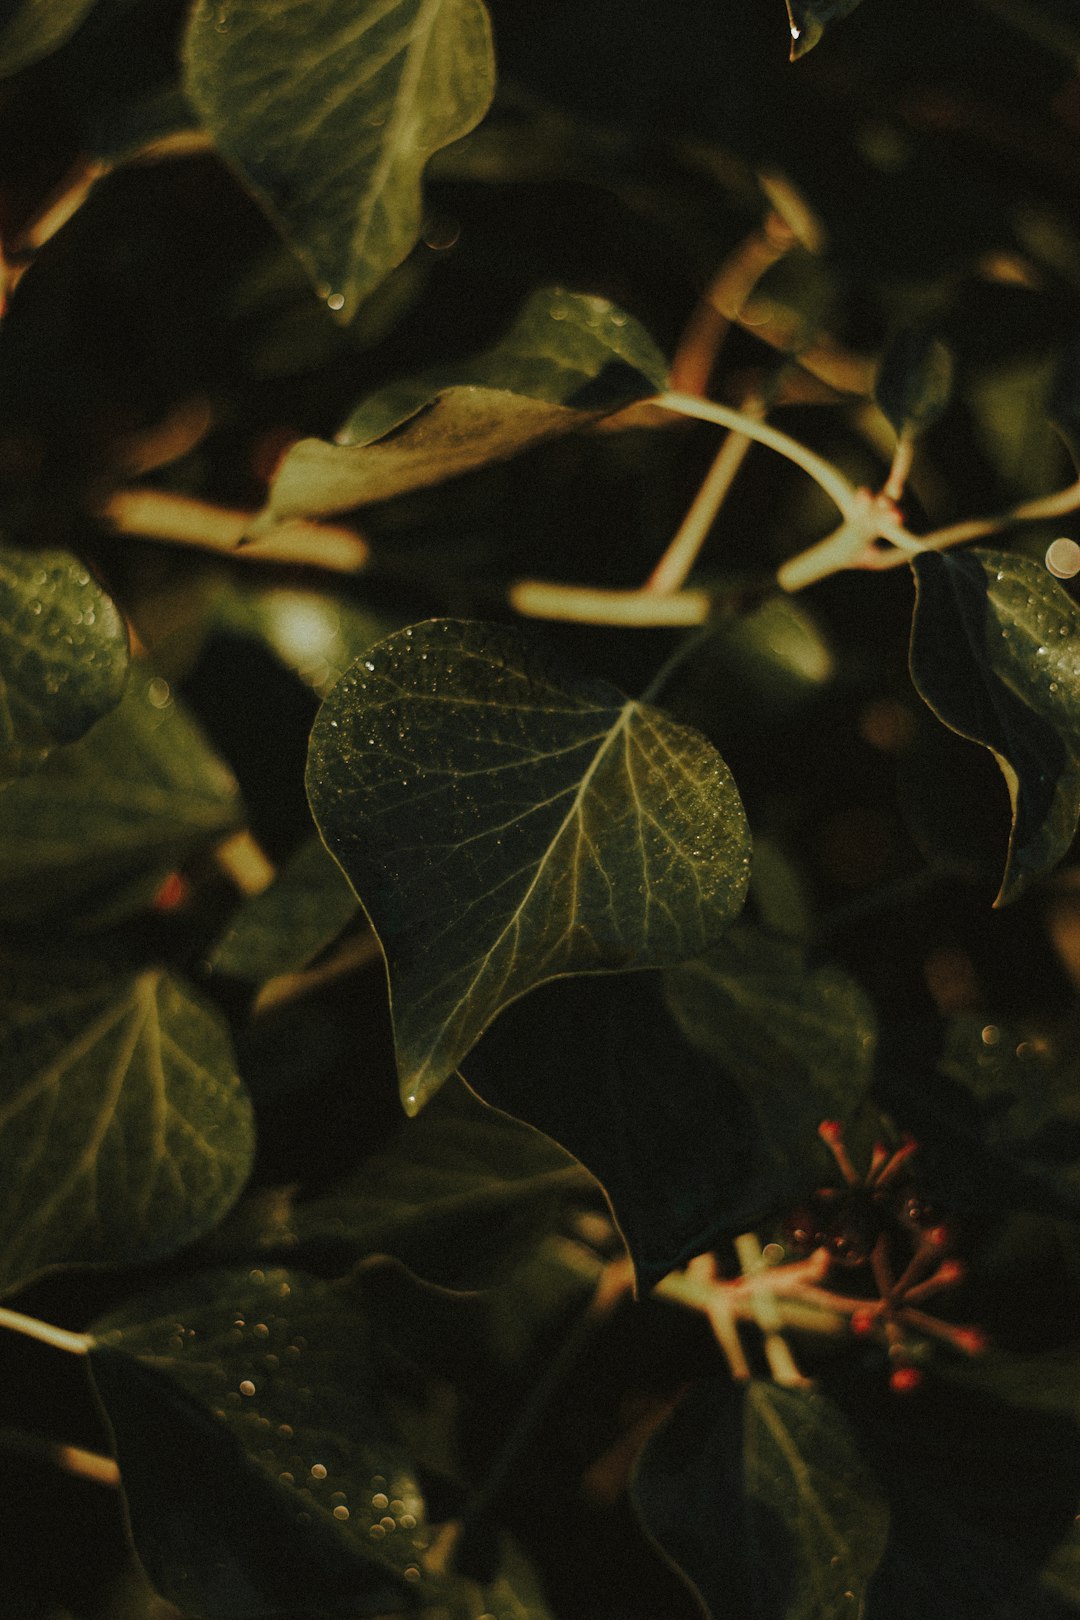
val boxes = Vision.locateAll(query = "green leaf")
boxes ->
[909,547,1080,904]
[182,0,495,322]
[874,328,954,439]
[0,663,242,927]
[89,1267,427,1617]
[463,967,814,1291]
[262,287,668,521]
[631,1379,889,1619]
[0,545,129,781]
[784,0,865,60]
[207,837,359,983]
[209,581,402,699]
[307,619,751,1112]
[664,921,878,1167]
[1048,332,1080,471]
[0,0,97,77]
[930,1015,1080,1216]
[0,967,254,1297]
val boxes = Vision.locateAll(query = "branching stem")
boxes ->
[0,1307,92,1356]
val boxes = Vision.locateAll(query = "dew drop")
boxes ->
[327,292,346,312]
[1046,537,1080,579]
[404,1565,421,1582]
[279,1470,294,1484]
[334,1505,350,1521]
[371,1492,389,1510]
[311,1464,328,1480]
[369,1524,386,1541]
[239,1381,255,1397]
[981,1024,1000,1046]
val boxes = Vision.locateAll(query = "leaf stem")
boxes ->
[644,402,761,594]
[654,391,860,518]
[100,490,371,574]
[0,1429,120,1488]
[0,1307,92,1356]
[508,579,711,626]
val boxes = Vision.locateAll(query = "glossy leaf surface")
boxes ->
[183,0,495,321]
[0,969,254,1296]
[0,0,97,76]
[264,287,667,519]
[307,619,751,1111]
[0,545,128,780]
[207,837,359,983]
[0,664,242,925]
[909,548,1080,904]
[632,1378,888,1619]
[784,0,865,60]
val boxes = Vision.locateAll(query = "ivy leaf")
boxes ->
[928,1015,1080,1217]
[909,548,1080,904]
[183,0,495,322]
[631,1379,889,1619]
[0,545,129,781]
[664,922,878,1167]
[262,287,668,521]
[1048,331,1080,471]
[254,1076,594,1288]
[307,619,751,1113]
[207,837,359,984]
[874,328,954,439]
[784,0,865,60]
[0,0,97,77]
[0,968,254,1297]
[0,664,242,927]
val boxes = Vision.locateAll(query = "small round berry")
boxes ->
[850,1308,876,1337]
[953,1328,988,1355]
[889,1365,923,1395]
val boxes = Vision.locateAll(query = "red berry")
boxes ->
[953,1328,988,1355]
[818,1120,844,1143]
[850,1308,876,1337]
[153,872,187,912]
[889,1365,923,1394]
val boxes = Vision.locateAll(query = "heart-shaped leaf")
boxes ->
[631,1378,889,1619]
[0,545,129,781]
[909,548,1080,904]
[207,837,359,984]
[0,663,242,927]
[307,619,751,1112]
[0,0,98,77]
[262,287,667,521]
[0,967,254,1297]
[784,0,865,60]
[183,0,495,321]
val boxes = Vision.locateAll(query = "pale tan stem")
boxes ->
[56,1444,121,1489]
[734,1233,809,1388]
[214,830,276,898]
[645,406,761,594]
[509,579,711,626]
[9,156,108,256]
[101,489,370,574]
[0,1307,91,1355]
[253,928,383,1016]
[883,435,915,503]
[669,213,798,397]
[863,477,1080,572]
[655,392,860,517]
[776,515,875,593]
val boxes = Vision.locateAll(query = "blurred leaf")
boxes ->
[0,967,254,1296]
[932,1015,1080,1216]
[909,548,1080,904]
[0,545,128,781]
[970,355,1067,500]
[209,582,400,699]
[631,1379,889,1619]
[874,328,953,439]
[207,837,359,983]
[0,664,242,927]
[684,596,835,726]
[0,0,97,77]
[1048,333,1080,472]
[307,619,751,1112]
[664,920,877,1159]
[784,0,865,60]
[183,0,495,322]
[464,967,834,1292]
[262,287,668,520]
[258,1077,593,1288]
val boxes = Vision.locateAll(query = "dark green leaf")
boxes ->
[930,1015,1080,1216]
[909,547,1080,904]
[0,663,242,926]
[0,545,129,781]
[664,921,878,1165]
[262,287,667,520]
[307,619,751,1111]
[183,0,495,322]
[1048,333,1080,471]
[209,582,401,699]
[631,1379,888,1620]
[463,969,800,1291]
[0,0,97,76]
[207,838,359,983]
[257,1076,593,1288]
[874,328,954,439]
[784,0,865,60]
[0,967,254,1296]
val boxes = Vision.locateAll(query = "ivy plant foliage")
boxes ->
[307,618,752,1113]
[207,836,359,985]
[908,548,1080,904]
[874,328,953,441]
[463,922,874,1291]
[0,0,98,76]
[0,965,254,1297]
[183,0,495,322]
[89,1258,579,1617]
[0,662,242,927]
[260,287,668,523]
[631,1377,889,1620]
[784,0,866,60]
[0,544,129,780]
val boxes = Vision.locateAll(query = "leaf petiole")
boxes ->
[0,1306,92,1356]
